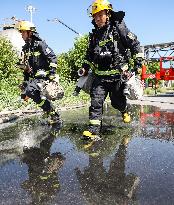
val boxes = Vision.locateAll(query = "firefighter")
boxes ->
[16,20,61,125]
[22,133,65,204]
[82,0,142,139]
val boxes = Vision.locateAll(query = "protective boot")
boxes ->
[122,112,131,123]
[82,130,101,141]
[82,124,101,141]
[48,110,62,127]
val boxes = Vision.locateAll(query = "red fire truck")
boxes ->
[158,56,174,80]
[142,56,174,81]
[141,42,174,82]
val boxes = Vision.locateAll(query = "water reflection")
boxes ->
[140,105,174,141]
[21,131,65,205]
[0,117,51,166]
[75,136,139,204]
[0,104,174,205]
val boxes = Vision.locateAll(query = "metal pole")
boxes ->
[26,5,36,23]
[154,78,157,95]
[47,18,82,36]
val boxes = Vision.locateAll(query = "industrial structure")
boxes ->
[141,42,174,82]
[0,17,24,55]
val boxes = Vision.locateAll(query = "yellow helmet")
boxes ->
[87,0,113,17]
[16,21,36,32]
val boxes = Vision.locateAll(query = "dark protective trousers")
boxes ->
[89,75,127,134]
[23,79,54,113]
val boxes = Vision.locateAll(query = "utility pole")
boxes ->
[47,18,82,37]
[26,5,36,23]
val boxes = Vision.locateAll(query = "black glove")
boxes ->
[81,63,90,75]
[134,57,143,74]
[19,81,28,91]
[48,67,56,81]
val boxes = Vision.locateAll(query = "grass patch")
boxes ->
[0,80,90,112]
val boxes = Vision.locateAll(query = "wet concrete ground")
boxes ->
[0,103,174,205]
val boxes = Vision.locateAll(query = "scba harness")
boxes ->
[89,21,131,76]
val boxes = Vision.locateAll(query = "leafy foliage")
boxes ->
[146,61,160,74]
[0,34,90,111]
[0,79,21,110]
[0,37,25,111]
[0,37,19,80]
[57,52,70,82]
[57,34,89,81]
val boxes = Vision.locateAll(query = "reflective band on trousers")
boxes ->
[89,119,101,125]
[38,99,45,107]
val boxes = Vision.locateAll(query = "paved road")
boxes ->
[128,93,174,110]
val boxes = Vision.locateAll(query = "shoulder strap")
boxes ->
[112,19,128,50]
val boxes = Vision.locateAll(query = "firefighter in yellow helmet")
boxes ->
[80,0,143,139]
[89,0,113,16]
[17,20,36,33]
[16,20,63,126]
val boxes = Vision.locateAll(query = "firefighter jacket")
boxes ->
[22,32,57,81]
[83,11,141,76]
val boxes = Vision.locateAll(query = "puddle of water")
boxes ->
[0,104,174,205]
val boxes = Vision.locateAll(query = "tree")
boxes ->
[0,37,23,110]
[57,34,89,81]
[0,37,19,80]
[146,61,160,74]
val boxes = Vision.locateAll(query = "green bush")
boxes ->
[144,87,155,95]
[146,62,160,74]
[55,80,90,108]
[57,52,70,82]
[0,34,91,111]
[0,37,24,111]
[0,37,19,80]
[157,87,167,93]
[57,35,88,81]
[0,79,21,110]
